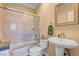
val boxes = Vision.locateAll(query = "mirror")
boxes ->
[55,3,79,26]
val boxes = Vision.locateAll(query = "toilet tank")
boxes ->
[39,39,48,49]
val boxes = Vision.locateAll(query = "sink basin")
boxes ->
[48,37,79,56]
[48,37,78,49]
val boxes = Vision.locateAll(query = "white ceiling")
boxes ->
[21,3,41,9]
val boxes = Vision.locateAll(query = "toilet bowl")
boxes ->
[29,39,48,56]
[39,39,48,50]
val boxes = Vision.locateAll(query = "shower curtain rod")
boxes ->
[0,7,38,17]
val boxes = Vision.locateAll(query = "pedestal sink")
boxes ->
[48,37,79,56]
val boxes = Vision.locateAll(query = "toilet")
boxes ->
[29,39,48,56]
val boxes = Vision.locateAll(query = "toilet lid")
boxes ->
[29,46,42,52]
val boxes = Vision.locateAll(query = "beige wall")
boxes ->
[36,3,56,56]
[36,3,79,56]
[36,4,55,37]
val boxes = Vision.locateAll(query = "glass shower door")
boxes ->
[21,14,35,43]
[3,9,35,45]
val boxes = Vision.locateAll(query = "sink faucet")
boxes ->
[58,32,65,38]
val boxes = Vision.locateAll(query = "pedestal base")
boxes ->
[55,47,64,56]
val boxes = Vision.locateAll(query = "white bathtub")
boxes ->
[10,47,29,56]
[10,41,38,56]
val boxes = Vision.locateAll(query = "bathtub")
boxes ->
[10,41,39,56]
